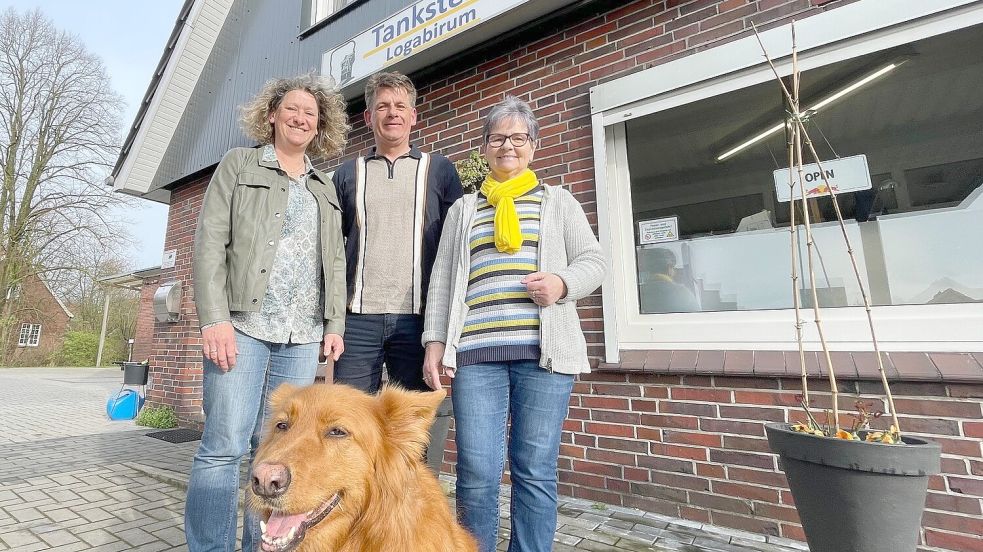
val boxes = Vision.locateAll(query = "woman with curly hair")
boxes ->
[186,74,350,552]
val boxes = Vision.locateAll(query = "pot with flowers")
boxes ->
[750,24,941,552]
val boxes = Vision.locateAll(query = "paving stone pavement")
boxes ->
[0,368,809,551]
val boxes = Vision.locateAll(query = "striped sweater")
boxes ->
[423,185,607,375]
[457,187,544,366]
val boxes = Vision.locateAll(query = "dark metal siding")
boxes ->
[153,0,416,190]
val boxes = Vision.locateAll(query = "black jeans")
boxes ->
[333,312,428,393]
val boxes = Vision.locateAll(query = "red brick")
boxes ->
[640,413,700,430]
[925,492,982,515]
[890,352,942,381]
[948,477,983,497]
[651,443,709,461]
[723,350,754,375]
[930,352,983,382]
[924,528,983,550]
[711,480,781,503]
[659,401,718,417]
[894,398,981,419]
[585,421,635,438]
[586,447,637,467]
[709,449,776,470]
[700,419,766,436]
[754,351,787,376]
[631,481,690,503]
[663,430,722,447]
[651,471,710,491]
[596,437,648,453]
[671,387,732,402]
[728,466,788,488]
[644,349,672,371]
[921,510,983,536]
[719,405,786,422]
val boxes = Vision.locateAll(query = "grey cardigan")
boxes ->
[422,185,607,374]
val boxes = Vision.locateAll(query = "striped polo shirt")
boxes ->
[457,186,544,367]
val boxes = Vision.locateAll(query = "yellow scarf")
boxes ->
[480,169,538,254]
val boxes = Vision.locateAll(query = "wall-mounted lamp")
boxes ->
[715,59,908,162]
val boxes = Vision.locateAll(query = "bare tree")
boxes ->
[0,8,131,361]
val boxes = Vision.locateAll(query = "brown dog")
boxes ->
[250,383,478,552]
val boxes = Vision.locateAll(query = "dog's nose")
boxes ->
[252,463,292,498]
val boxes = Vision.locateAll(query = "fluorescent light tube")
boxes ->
[715,61,903,162]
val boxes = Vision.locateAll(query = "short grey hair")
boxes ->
[483,96,539,142]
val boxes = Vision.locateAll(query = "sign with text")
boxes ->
[322,0,530,87]
[161,250,176,269]
[773,154,872,202]
[638,216,679,245]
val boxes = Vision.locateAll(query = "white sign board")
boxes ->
[638,216,679,245]
[162,250,176,269]
[773,154,872,202]
[322,0,530,87]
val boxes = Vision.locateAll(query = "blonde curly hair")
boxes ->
[240,73,350,158]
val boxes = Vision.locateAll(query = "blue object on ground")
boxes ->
[106,388,145,420]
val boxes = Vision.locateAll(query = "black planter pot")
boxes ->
[766,423,940,552]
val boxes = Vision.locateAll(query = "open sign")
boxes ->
[773,154,872,202]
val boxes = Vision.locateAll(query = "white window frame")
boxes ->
[18,323,41,347]
[589,0,983,362]
[307,0,357,28]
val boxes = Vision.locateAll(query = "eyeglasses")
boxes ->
[486,133,531,148]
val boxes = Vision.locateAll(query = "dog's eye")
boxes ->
[326,427,348,438]
[275,421,289,431]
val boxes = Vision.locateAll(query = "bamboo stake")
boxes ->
[786,25,810,414]
[751,22,843,433]
[750,22,900,436]
[792,125,901,435]
[792,99,841,434]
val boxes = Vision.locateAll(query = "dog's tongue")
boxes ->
[266,512,306,538]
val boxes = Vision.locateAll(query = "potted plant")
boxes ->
[750,24,941,552]
[454,150,490,193]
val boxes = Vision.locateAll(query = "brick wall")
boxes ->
[150,0,982,549]
[147,177,208,425]
[556,373,982,550]
[133,275,160,363]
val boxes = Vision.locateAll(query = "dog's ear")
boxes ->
[269,383,299,413]
[377,387,447,458]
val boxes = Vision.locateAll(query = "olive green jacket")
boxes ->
[193,147,346,335]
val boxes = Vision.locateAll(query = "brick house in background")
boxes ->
[4,273,74,365]
[108,1,983,550]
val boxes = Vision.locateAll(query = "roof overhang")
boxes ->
[108,0,235,204]
[98,266,164,291]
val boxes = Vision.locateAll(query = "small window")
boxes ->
[18,323,41,347]
[305,0,359,29]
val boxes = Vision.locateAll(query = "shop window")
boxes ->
[18,323,41,347]
[626,24,983,314]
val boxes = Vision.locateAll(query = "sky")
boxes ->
[2,0,185,270]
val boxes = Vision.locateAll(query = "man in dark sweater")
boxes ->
[332,71,463,392]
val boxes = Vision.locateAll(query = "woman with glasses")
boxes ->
[422,96,606,551]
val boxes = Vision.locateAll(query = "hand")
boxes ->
[423,342,454,390]
[322,333,345,362]
[522,272,567,307]
[201,322,237,372]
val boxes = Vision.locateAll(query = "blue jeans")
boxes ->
[333,313,428,392]
[184,330,319,552]
[452,360,574,552]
